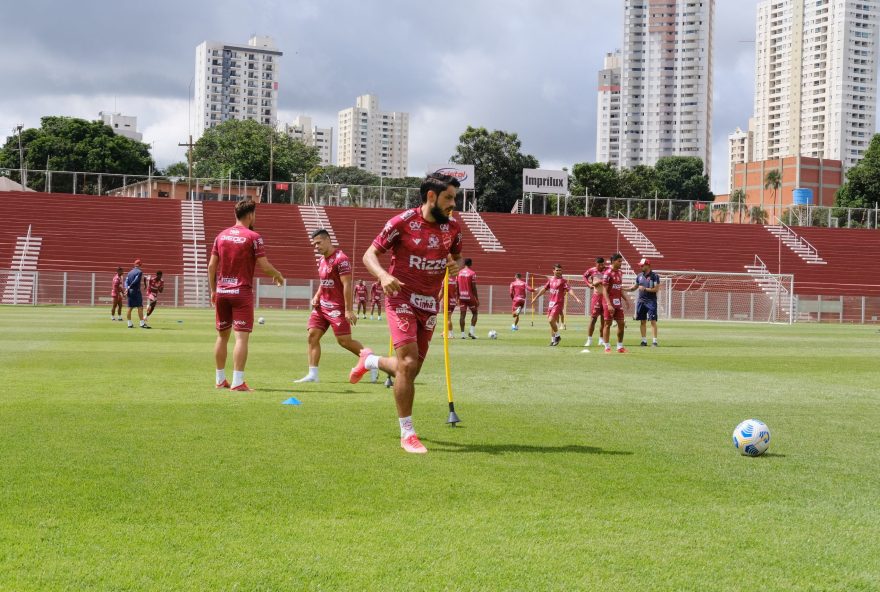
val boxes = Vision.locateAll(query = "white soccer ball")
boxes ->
[258,317,265,325]
[732,419,771,456]
[488,330,498,340]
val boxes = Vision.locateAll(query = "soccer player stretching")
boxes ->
[583,256,608,347]
[143,270,164,323]
[509,273,534,331]
[110,267,124,321]
[353,173,464,454]
[457,258,479,339]
[369,280,383,320]
[626,257,660,346]
[531,264,581,346]
[208,199,284,391]
[295,229,375,384]
[601,253,628,353]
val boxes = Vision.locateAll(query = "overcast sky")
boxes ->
[0,0,764,193]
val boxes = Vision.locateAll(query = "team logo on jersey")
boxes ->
[319,299,338,308]
[428,235,440,249]
[412,238,422,245]
[425,315,437,330]
[440,224,449,232]
[409,221,423,231]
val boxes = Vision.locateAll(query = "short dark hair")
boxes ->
[554,263,562,269]
[116,267,123,273]
[235,199,256,220]
[611,253,623,262]
[515,273,521,278]
[420,173,460,203]
[156,270,163,277]
[464,258,472,267]
[310,228,331,240]
[595,256,605,264]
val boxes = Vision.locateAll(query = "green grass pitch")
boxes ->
[1,306,879,591]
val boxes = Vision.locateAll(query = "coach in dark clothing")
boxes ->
[124,259,150,329]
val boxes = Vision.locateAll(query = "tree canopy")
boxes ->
[836,133,880,209]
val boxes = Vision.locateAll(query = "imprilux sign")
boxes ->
[522,169,568,194]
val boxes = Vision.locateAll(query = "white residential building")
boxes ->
[278,116,333,166]
[194,35,281,138]
[728,118,755,191]
[619,0,714,173]
[337,95,409,177]
[596,51,622,164]
[99,111,142,142]
[752,0,879,171]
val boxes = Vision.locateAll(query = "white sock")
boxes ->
[231,370,245,388]
[461,332,466,338]
[139,320,145,327]
[378,314,382,320]
[364,355,380,370]
[653,338,658,343]
[586,337,592,346]
[308,366,319,379]
[399,416,415,438]
[469,326,476,335]
[216,369,226,384]
[127,320,133,327]
[617,342,624,350]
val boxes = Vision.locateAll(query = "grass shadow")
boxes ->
[759,452,787,458]
[258,387,359,394]
[421,438,633,456]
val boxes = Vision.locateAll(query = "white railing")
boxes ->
[745,255,796,323]
[768,217,825,264]
[611,212,663,258]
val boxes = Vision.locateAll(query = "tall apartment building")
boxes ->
[728,118,755,191]
[278,116,333,166]
[194,35,281,138]
[752,0,879,171]
[618,0,714,173]
[99,111,142,142]
[337,95,409,178]
[596,51,622,164]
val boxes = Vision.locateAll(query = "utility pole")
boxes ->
[15,124,25,188]
[178,135,195,199]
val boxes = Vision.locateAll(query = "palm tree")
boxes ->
[730,188,747,224]
[764,169,782,223]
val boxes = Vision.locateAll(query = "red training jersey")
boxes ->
[542,276,570,309]
[370,282,382,301]
[212,225,266,295]
[146,277,164,299]
[318,250,352,310]
[602,267,625,307]
[111,275,123,296]
[457,267,477,301]
[509,279,532,301]
[354,283,367,302]
[371,208,463,310]
[583,265,606,291]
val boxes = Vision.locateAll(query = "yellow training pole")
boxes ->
[530,274,535,326]
[443,267,460,425]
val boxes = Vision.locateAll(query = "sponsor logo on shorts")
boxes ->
[234,319,247,326]
[425,315,437,330]
[326,310,342,318]
[319,299,339,308]
[395,303,413,316]
[396,317,411,332]
[220,277,238,284]
[410,293,437,312]
[217,288,240,295]
[408,256,446,271]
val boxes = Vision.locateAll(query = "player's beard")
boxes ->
[248,223,254,230]
[430,204,451,224]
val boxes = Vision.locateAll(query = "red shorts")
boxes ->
[215,292,254,332]
[604,306,625,322]
[111,292,123,300]
[308,306,352,336]
[459,299,478,313]
[590,295,606,318]
[447,298,458,314]
[386,296,438,360]
[548,304,563,321]
[512,298,526,314]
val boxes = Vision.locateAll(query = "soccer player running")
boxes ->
[143,270,164,324]
[294,229,376,384]
[124,259,149,329]
[354,279,368,319]
[208,199,284,391]
[626,257,661,346]
[601,253,629,354]
[583,256,608,348]
[509,273,534,331]
[369,280,383,320]
[444,271,459,338]
[531,264,581,346]
[353,173,464,454]
[110,267,124,321]
[456,258,479,339]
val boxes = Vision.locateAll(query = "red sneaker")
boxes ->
[617,347,629,354]
[349,348,373,384]
[604,347,612,354]
[215,379,230,389]
[230,382,254,392]
[400,433,428,454]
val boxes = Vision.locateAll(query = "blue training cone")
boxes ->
[282,397,301,406]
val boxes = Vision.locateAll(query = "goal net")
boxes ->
[525,269,795,324]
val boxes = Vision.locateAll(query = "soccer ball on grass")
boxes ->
[258,317,265,325]
[732,419,771,456]
[488,330,498,339]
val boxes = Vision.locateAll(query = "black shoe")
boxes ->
[468,334,477,339]
[553,335,562,346]
[640,341,648,347]
[141,324,152,329]
[549,340,557,346]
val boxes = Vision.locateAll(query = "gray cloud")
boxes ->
[1,0,763,192]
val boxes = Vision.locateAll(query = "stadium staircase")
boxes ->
[744,255,799,320]
[299,204,339,255]
[458,209,506,253]
[764,219,827,265]
[610,214,663,260]
[180,201,209,307]
[1,225,41,304]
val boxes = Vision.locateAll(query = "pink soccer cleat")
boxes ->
[215,379,230,389]
[400,433,428,454]
[230,382,254,392]
[349,348,373,384]
[617,347,629,354]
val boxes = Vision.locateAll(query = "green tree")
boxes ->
[451,126,539,212]
[750,205,768,225]
[308,165,380,186]
[836,133,880,209]
[654,156,714,201]
[570,161,620,197]
[160,161,189,177]
[764,168,781,219]
[0,116,154,193]
[192,119,319,182]
[730,188,747,224]
[618,165,660,200]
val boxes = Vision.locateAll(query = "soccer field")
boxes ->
[1,307,878,591]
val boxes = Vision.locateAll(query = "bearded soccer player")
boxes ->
[456,258,479,339]
[626,257,661,347]
[354,173,464,454]
[509,273,534,331]
[143,270,164,323]
[531,264,581,346]
[208,199,284,391]
[601,253,629,354]
[110,267,124,321]
[295,229,376,384]
[369,280,383,320]
[583,256,608,348]
[354,279,368,319]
